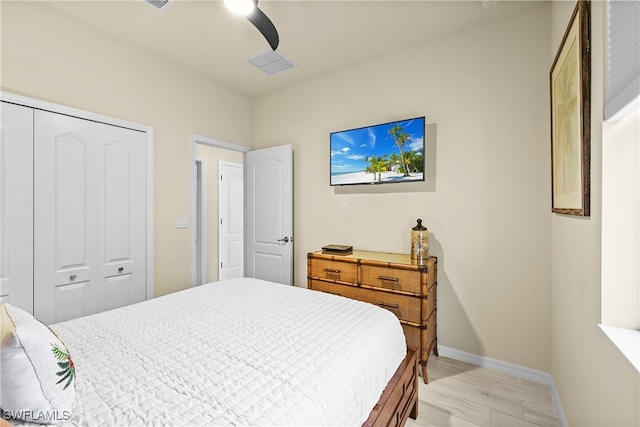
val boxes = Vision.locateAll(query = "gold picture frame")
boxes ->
[550,0,591,216]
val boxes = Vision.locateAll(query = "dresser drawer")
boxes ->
[309,258,358,283]
[311,280,420,324]
[404,322,436,361]
[361,265,421,294]
[354,287,420,324]
[309,279,362,299]
[402,324,420,349]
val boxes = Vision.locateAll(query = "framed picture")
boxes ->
[550,0,591,216]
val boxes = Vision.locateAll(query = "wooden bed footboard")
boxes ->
[363,347,418,427]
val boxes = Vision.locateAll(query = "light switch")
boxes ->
[176,216,188,229]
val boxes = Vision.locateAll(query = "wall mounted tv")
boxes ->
[330,116,425,186]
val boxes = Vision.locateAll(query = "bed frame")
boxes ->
[364,347,418,427]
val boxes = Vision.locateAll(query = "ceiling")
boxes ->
[41,0,541,98]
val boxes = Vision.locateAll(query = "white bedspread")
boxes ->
[47,278,407,426]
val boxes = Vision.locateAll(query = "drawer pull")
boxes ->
[378,276,399,282]
[324,268,341,274]
[378,301,400,309]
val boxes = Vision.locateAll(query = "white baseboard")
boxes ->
[437,346,568,427]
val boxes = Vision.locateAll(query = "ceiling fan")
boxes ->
[224,0,279,51]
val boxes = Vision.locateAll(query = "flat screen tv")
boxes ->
[330,116,425,186]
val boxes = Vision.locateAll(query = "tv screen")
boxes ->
[330,116,425,186]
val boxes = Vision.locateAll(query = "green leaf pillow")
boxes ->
[0,304,75,424]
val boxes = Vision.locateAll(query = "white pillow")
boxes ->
[0,304,75,424]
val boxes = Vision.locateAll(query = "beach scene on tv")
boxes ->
[330,117,425,186]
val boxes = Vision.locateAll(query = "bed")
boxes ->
[2,277,418,426]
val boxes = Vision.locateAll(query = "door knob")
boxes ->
[118,267,124,273]
[277,237,289,243]
[69,274,77,282]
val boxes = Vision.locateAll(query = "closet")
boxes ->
[1,99,149,324]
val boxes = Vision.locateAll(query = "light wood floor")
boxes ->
[406,355,561,427]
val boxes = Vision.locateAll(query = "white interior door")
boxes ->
[34,110,100,324]
[219,161,244,280]
[245,145,293,285]
[0,102,34,313]
[99,124,147,311]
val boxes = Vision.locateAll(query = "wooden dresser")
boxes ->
[307,250,438,383]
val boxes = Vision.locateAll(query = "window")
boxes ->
[600,0,640,373]
[605,0,639,121]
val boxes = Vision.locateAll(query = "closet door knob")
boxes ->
[69,274,77,282]
[118,267,124,273]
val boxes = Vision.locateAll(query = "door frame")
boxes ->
[0,91,155,300]
[194,157,207,285]
[189,133,250,287]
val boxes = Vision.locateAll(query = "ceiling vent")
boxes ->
[145,0,173,11]
[248,50,296,75]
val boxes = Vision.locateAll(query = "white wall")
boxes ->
[550,1,639,425]
[254,3,552,372]
[0,1,253,297]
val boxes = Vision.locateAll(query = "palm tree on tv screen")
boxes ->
[388,125,411,176]
[366,155,388,182]
[404,150,424,174]
[364,157,376,181]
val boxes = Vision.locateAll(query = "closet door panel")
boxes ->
[54,280,96,322]
[0,102,34,313]
[34,111,100,324]
[104,274,136,311]
[100,124,146,310]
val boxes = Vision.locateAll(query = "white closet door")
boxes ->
[34,111,100,324]
[99,124,146,311]
[0,102,34,313]
[34,110,147,324]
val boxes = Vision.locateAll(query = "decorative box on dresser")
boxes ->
[307,250,438,383]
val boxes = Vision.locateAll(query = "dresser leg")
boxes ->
[420,361,428,384]
[433,338,439,357]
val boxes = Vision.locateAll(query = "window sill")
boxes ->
[598,324,640,373]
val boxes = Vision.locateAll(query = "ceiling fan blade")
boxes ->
[246,6,279,50]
